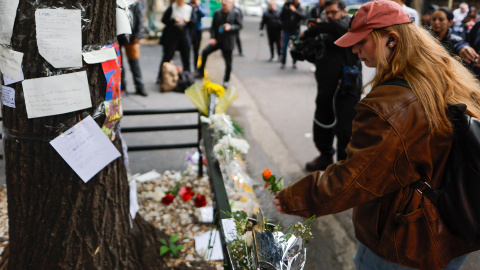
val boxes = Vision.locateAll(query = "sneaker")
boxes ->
[136,90,148,97]
[268,57,274,62]
[280,64,285,69]
[155,77,161,85]
[292,63,297,69]
[239,52,245,57]
[222,81,229,89]
[305,155,333,172]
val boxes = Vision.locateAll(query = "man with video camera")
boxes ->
[301,0,362,172]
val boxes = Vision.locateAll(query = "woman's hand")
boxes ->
[272,191,286,214]
[209,38,217,46]
[459,46,479,64]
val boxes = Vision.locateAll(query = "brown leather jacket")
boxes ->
[278,83,478,269]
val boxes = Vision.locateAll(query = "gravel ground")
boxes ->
[0,166,224,269]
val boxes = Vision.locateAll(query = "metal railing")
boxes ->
[121,108,203,177]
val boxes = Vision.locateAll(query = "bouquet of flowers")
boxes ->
[222,209,314,270]
[185,81,238,116]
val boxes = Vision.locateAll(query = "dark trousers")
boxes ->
[267,28,281,58]
[121,43,145,93]
[157,37,190,80]
[313,56,360,161]
[199,43,233,83]
[192,30,202,70]
[281,31,298,65]
[235,32,243,54]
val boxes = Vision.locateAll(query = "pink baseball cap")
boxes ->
[335,0,413,48]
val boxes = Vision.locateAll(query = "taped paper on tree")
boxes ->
[0,0,19,44]
[3,69,24,85]
[50,115,121,183]
[116,8,132,35]
[22,71,92,118]
[35,9,82,68]
[1,85,15,108]
[82,47,117,64]
[0,46,23,80]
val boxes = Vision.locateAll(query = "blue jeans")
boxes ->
[353,241,468,270]
[281,31,298,65]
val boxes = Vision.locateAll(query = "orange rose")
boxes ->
[262,168,272,180]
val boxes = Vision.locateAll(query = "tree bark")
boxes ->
[2,0,167,268]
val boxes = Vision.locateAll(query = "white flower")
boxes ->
[211,113,235,135]
[242,231,253,247]
[172,172,182,182]
[153,187,166,202]
[213,136,250,158]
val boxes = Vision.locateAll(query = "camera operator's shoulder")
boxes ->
[359,84,417,119]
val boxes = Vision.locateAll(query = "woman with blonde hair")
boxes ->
[273,0,480,269]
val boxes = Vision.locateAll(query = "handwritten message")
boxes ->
[22,71,92,118]
[35,9,82,68]
[82,47,117,64]
[1,85,15,108]
[50,116,121,183]
[0,0,19,44]
[0,46,23,80]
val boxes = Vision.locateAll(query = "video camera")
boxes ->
[289,34,325,63]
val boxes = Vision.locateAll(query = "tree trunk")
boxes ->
[2,1,167,268]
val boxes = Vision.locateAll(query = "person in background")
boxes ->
[452,2,469,37]
[156,0,193,84]
[308,0,325,23]
[430,7,462,55]
[196,0,243,88]
[391,0,419,27]
[279,0,306,69]
[303,0,361,172]
[119,1,148,96]
[189,0,208,71]
[462,7,479,33]
[274,1,480,268]
[455,20,480,80]
[260,0,282,61]
[234,3,245,56]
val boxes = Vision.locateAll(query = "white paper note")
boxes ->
[116,0,127,9]
[116,8,132,35]
[82,48,117,64]
[0,0,19,44]
[129,178,139,219]
[194,230,224,261]
[35,9,82,68]
[0,46,23,80]
[22,71,92,118]
[3,69,23,85]
[50,116,121,183]
[1,85,15,108]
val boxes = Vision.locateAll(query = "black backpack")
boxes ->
[383,78,480,247]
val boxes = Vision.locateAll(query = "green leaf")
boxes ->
[170,234,179,243]
[160,246,170,256]
[160,238,167,245]
[177,244,184,251]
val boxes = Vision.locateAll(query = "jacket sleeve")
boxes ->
[211,12,218,39]
[278,103,407,218]
[229,10,243,32]
[294,6,306,20]
[260,13,266,30]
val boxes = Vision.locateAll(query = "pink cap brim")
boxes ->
[335,29,373,48]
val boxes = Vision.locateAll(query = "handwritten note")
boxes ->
[0,46,23,80]
[22,71,92,118]
[50,116,121,183]
[1,85,15,108]
[35,9,82,68]
[0,0,19,44]
[82,48,117,64]
[116,8,132,35]
[3,69,23,85]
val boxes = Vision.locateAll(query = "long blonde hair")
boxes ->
[367,23,480,134]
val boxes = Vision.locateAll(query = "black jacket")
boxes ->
[434,28,462,56]
[280,1,306,33]
[210,8,243,51]
[160,4,195,45]
[260,9,282,32]
[118,2,144,45]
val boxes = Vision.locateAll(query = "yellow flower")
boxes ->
[203,81,225,97]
